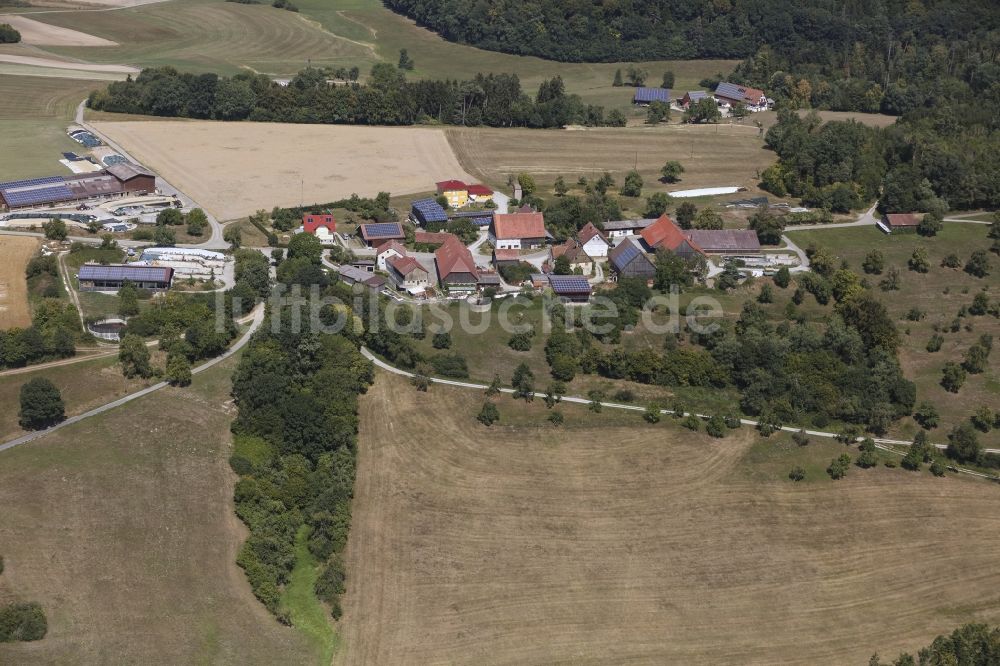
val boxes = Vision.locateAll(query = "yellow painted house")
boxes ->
[436,179,469,208]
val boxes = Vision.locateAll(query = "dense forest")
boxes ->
[871,622,1000,665]
[87,65,626,128]
[383,0,1000,65]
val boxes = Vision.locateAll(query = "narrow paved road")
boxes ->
[74,99,226,249]
[360,348,1000,478]
[0,305,263,454]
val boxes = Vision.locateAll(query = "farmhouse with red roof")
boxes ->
[302,213,336,244]
[489,212,547,250]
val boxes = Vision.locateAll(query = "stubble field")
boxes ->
[0,235,39,329]
[338,372,1000,665]
[92,120,478,220]
[0,355,320,664]
[447,123,776,198]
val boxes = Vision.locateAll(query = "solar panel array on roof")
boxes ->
[0,175,64,190]
[633,87,670,103]
[78,264,172,282]
[3,185,74,207]
[361,222,403,238]
[411,198,448,224]
[611,240,642,270]
[548,276,592,293]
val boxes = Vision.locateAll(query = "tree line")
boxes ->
[0,255,78,370]
[383,0,999,66]
[762,98,1000,211]
[88,65,626,129]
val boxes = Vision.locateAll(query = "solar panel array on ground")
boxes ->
[411,198,448,224]
[361,222,404,238]
[634,87,670,103]
[548,275,592,293]
[78,264,172,282]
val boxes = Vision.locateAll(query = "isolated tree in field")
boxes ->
[397,48,414,70]
[119,333,152,379]
[511,362,534,401]
[862,249,884,274]
[548,410,564,425]
[962,341,990,374]
[553,175,568,196]
[661,70,675,88]
[18,378,65,430]
[0,23,22,44]
[913,402,939,429]
[788,466,805,481]
[477,401,499,426]
[485,373,502,397]
[165,354,192,386]
[964,250,991,277]
[971,406,994,432]
[595,172,615,195]
[757,282,774,303]
[644,192,672,217]
[42,218,67,241]
[612,69,623,87]
[917,211,942,236]
[908,247,930,273]
[941,253,961,268]
[660,160,685,183]
[940,362,966,393]
[620,170,643,197]
[970,291,989,315]
[625,66,646,87]
[643,403,661,424]
[946,423,981,463]
[773,265,791,288]
[827,453,852,479]
[117,280,140,317]
[705,414,727,437]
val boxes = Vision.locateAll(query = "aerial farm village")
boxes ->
[0,0,999,664]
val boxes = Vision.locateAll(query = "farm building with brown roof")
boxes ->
[435,237,479,292]
[883,213,922,233]
[685,229,761,255]
[489,212,547,250]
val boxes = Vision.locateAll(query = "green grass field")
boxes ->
[0,74,97,181]
[786,223,999,447]
[18,0,733,113]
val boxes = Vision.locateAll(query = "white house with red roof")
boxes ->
[302,213,337,244]
[375,240,407,271]
[489,211,547,250]
[577,222,611,258]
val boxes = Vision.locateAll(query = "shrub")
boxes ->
[477,401,500,426]
[705,414,727,437]
[827,453,852,479]
[681,414,701,431]
[946,423,981,463]
[314,554,346,603]
[792,429,810,446]
[913,402,939,429]
[856,438,878,468]
[547,410,564,425]
[0,602,47,642]
[788,466,806,482]
[431,331,451,349]
[930,461,946,476]
[507,331,534,351]
[926,334,944,352]
[643,403,661,424]
[165,354,192,386]
[940,362,966,393]
[430,353,469,378]
[940,253,961,268]
[773,266,790,288]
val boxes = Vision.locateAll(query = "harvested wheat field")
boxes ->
[0,236,39,329]
[339,373,1000,665]
[0,356,319,664]
[0,16,117,47]
[93,120,476,220]
[448,124,776,193]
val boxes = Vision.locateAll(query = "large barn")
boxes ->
[0,163,156,211]
[78,263,173,292]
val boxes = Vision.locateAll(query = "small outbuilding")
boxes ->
[548,275,592,303]
[609,237,655,282]
[883,213,922,234]
[633,87,670,105]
